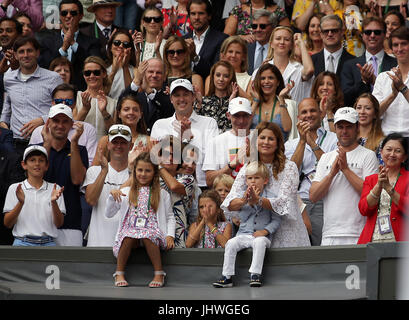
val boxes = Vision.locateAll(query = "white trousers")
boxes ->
[222,235,271,276]
[320,236,359,246]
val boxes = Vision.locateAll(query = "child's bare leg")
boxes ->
[116,237,137,283]
[141,238,164,283]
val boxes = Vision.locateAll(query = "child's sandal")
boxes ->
[113,271,129,287]
[149,270,166,288]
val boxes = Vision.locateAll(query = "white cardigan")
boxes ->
[105,187,176,242]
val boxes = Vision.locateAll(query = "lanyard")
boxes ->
[202,225,218,248]
[389,171,401,206]
[94,22,99,39]
[258,98,277,123]
[318,130,327,147]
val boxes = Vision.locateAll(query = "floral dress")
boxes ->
[194,222,229,248]
[230,4,288,35]
[196,95,231,133]
[113,186,165,257]
[160,174,196,248]
[162,8,193,37]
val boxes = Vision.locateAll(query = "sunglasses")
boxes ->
[83,69,101,76]
[251,23,271,30]
[60,10,79,17]
[54,98,74,106]
[112,39,133,48]
[167,49,186,55]
[321,28,341,35]
[363,29,383,36]
[143,16,163,23]
[108,128,131,136]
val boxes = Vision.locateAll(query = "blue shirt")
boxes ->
[284,127,338,199]
[40,140,89,231]
[1,66,63,139]
[237,190,281,241]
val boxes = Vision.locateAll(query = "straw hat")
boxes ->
[87,0,122,13]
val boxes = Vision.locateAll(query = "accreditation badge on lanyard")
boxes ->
[133,187,152,228]
[378,216,392,235]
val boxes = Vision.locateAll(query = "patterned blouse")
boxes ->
[229,4,288,35]
[196,95,231,133]
[194,222,229,248]
[162,8,193,37]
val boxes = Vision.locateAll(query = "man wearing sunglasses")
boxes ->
[29,83,97,166]
[247,9,277,75]
[80,0,121,60]
[311,14,354,77]
[183,0,228,80]
[341,17,397,107]
[37,0,101,91]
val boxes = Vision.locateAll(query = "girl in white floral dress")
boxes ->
[106,152,175,288]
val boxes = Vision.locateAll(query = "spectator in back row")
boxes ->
[0,36,63,157]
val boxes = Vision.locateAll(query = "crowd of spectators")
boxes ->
[1,0,409,287]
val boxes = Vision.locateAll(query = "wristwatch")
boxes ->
[228,162,235,170]
[400,86,408,94]
[312,145,320,152]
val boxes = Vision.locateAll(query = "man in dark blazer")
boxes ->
[80,0,121,60]
[341,17,397,107]
[312,14,355,78]
[247,9,277,75]
[184,0,228,81]
[36,0,101,91]
[120,58,174,133]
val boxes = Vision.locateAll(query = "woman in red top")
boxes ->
[358,133,409,244]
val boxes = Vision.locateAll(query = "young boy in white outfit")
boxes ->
[213,161,281,287]
[3,145,66,246]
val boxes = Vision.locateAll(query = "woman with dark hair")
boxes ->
[92,94,149,166]
[250,63,293,141]
[49,56,73,84]
[13,12,33,37]
[197,60,238,132]
[358,133,409,244]
[354,92,385,164]
[106,28,137,99]
[305,13,325,55]
[163,35,204,94]
[222,122,310,248]
[310,71,344,132]
[383,10,405,55]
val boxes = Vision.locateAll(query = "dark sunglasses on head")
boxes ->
[143,16,163,23]
[251,23,271,30]
[112,39,133,48]
[108,128,131,136]
[321,28,341,35]
[54,98,74,106]
[60,10,79,17]
[167,49,186,55]
[83,69,101,76]
[363,29,383,36]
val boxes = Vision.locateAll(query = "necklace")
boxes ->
[258,97,277,123]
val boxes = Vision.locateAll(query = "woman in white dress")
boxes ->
[222,121,310,248]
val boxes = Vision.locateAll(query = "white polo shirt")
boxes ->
[150,111,219,187]
[3,180,66,238]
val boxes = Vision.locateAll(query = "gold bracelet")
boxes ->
[210,226,217,233]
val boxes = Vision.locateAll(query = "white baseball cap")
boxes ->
[228,97,252,115]
[48,103,73,120]
[108,124,132,142]
[334,107,359,124]
[23,145,48,161]
[170,79,194,94]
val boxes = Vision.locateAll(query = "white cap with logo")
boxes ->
[49,103,73,120]
[334,107,359,124]
[108,124,132,142]
[228,97,252,115]
[170,79,194,94]
[23,145,48,161]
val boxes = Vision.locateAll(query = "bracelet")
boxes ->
[103,113,111,121]
[327,118,334,122]
[210,226,217,234]
[400,86,408,94]
[279,104,287,108]
[369,189,380,199]
[312,145,320,152]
